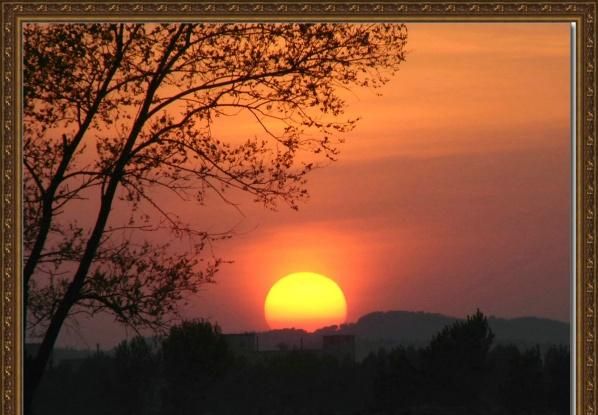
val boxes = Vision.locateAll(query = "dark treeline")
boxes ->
[33,311,569,415]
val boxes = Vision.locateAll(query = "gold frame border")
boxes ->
[1,2,594,415]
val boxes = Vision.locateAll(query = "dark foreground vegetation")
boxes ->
[32,311,569,415]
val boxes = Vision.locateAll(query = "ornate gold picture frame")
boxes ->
[1,2,594,415]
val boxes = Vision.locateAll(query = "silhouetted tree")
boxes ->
[23,22,409,409]
[500,345,545,414]
[30,317,569,415]
[373,346,419,413]
[421,309,494,409]
[487,344,521,409]
[113,336,158,415]
[161,319,231,414]
[544,345,570,415]
[36,351,119,415]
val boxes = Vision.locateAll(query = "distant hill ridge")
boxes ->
[40,310,570,363]
[255,310,570,359]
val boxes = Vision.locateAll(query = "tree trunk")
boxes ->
[24,31,129,413]
[24,27,182,411]
[24,179,120,411]
[23,27,126,294]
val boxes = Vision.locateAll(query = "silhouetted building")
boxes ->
[224,332,258,356]
[322,334,355,361]
[224,332,357,361]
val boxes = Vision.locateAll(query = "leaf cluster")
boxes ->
[24,23,408,335]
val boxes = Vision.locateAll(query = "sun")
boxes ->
[264,272,347,332]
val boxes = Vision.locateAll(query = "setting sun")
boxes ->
[264,272,348,332]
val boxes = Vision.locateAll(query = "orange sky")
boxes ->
[55,22,572,347]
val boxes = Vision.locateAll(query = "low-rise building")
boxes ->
[224,332,259,356]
